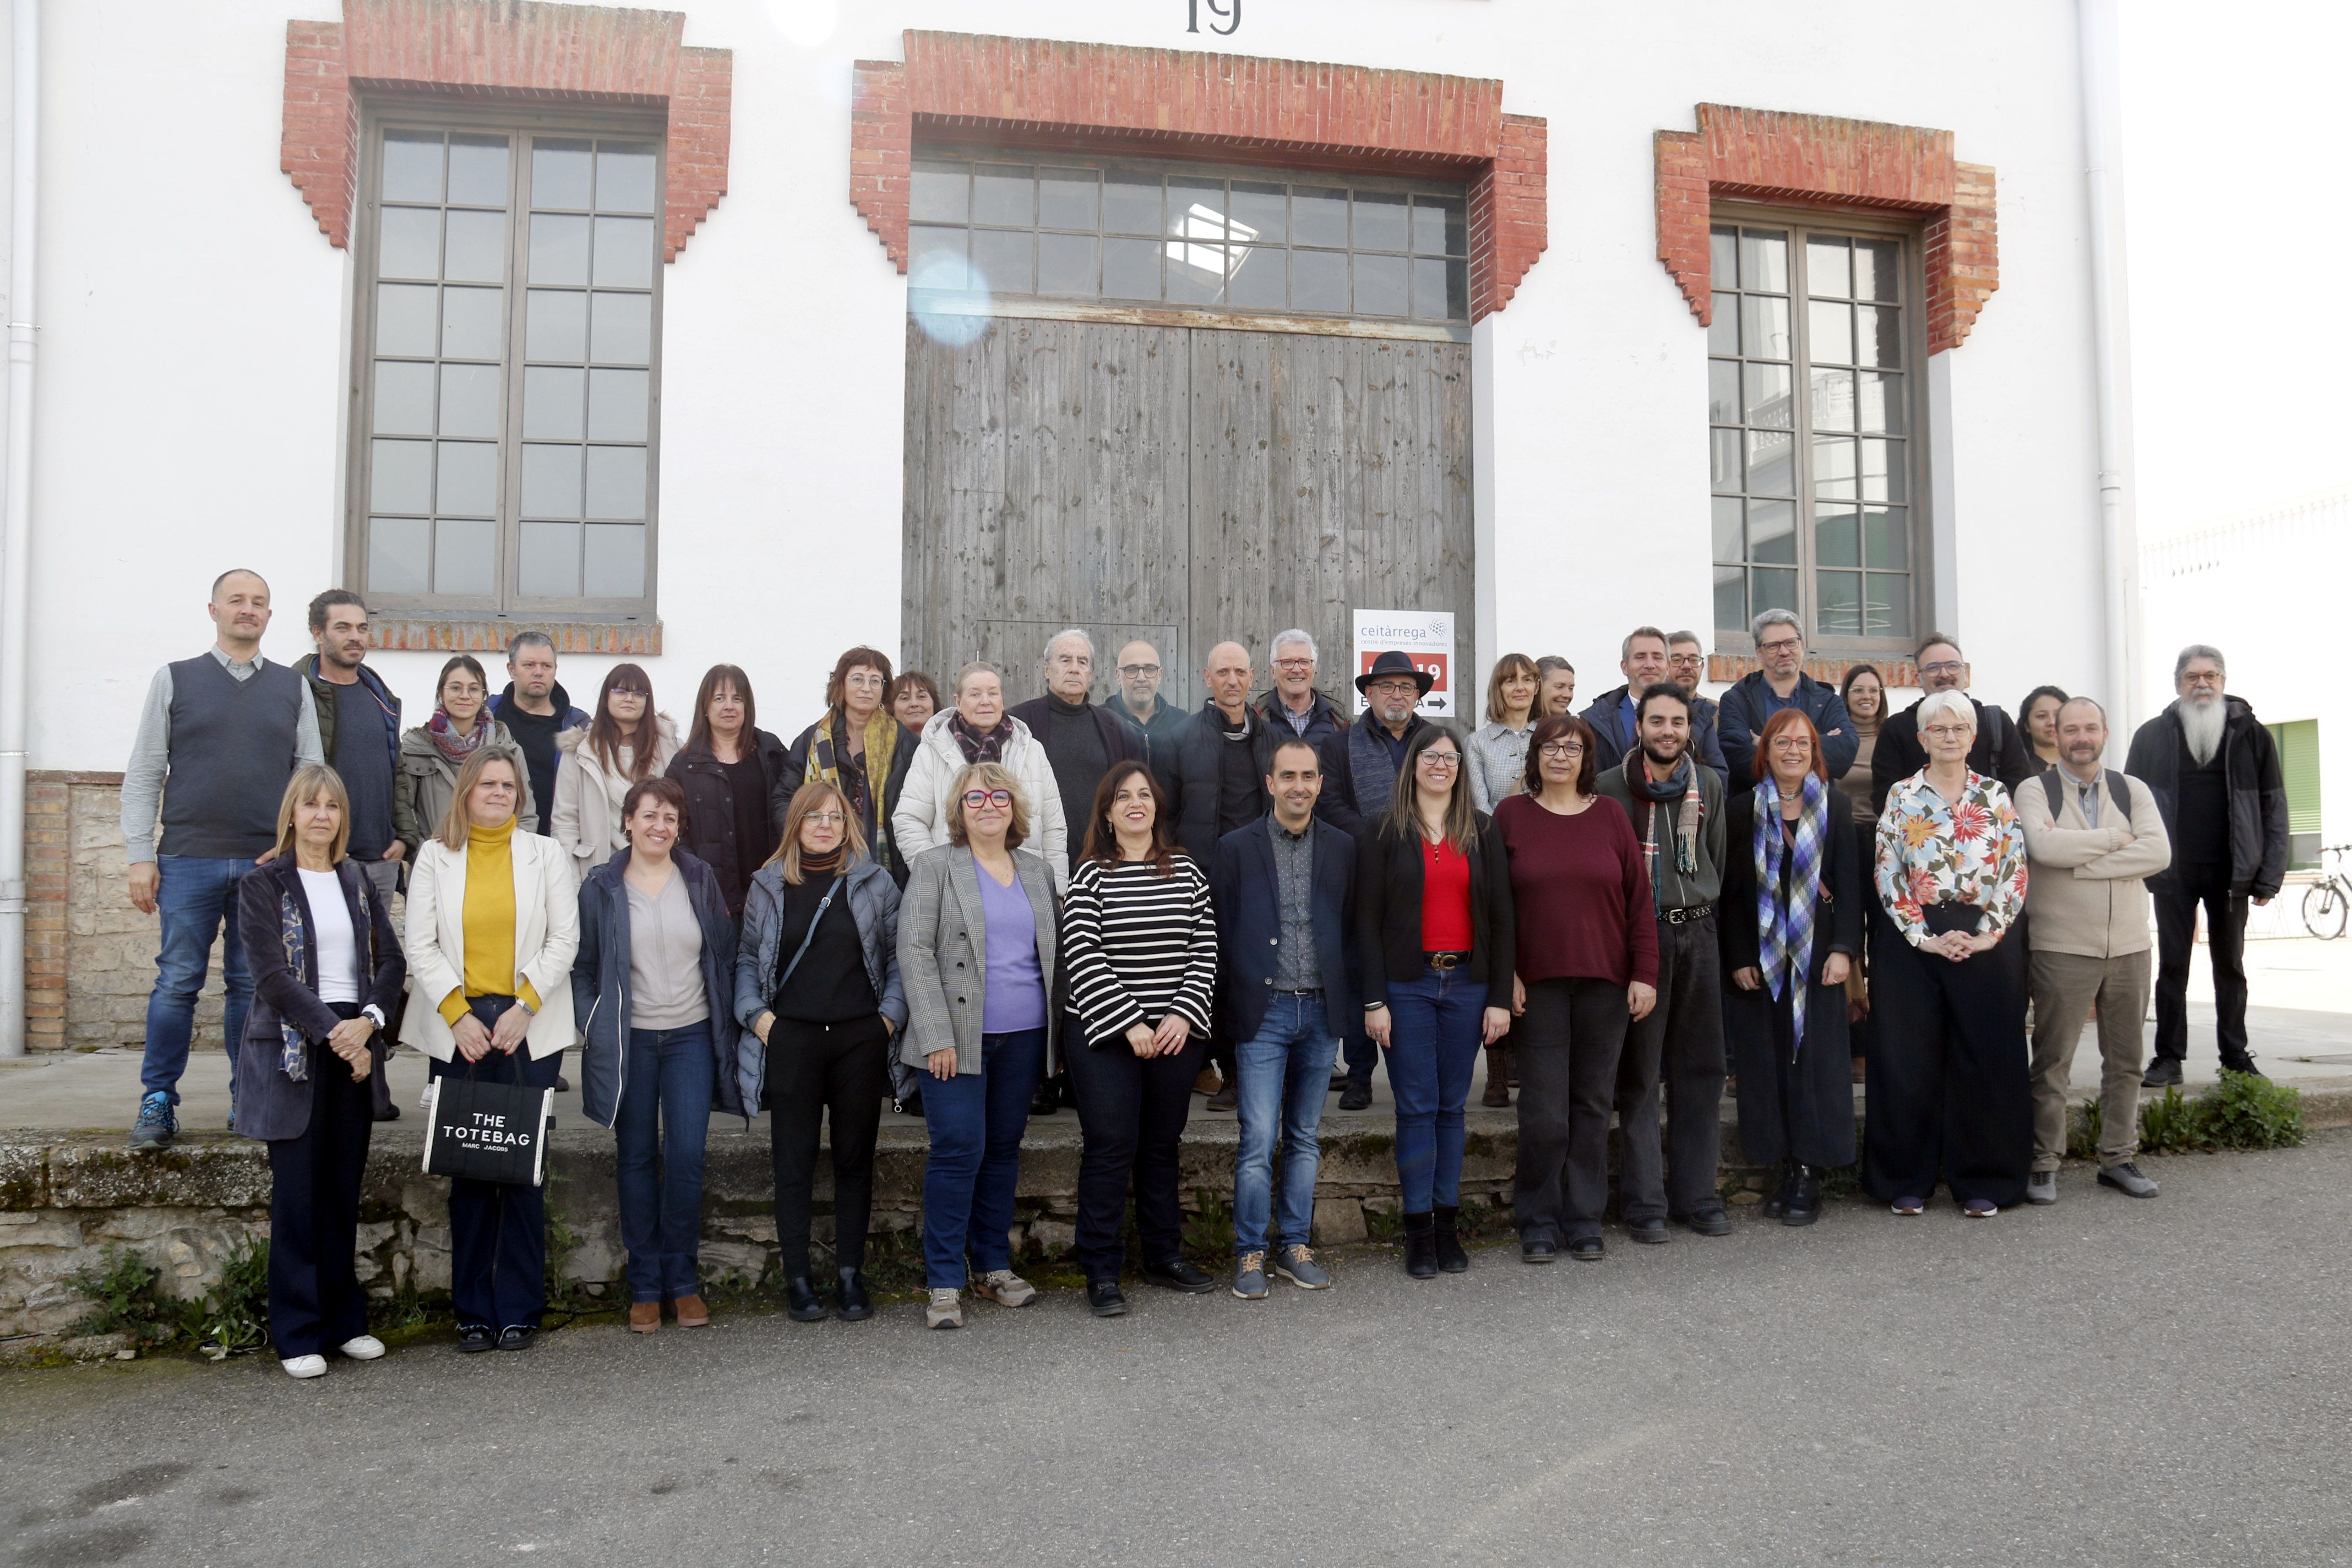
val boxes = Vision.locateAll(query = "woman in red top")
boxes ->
[1495,714,1658,1262]
[1356,727,1515,1278]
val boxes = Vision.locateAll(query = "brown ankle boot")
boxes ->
[673,1294,710,1327]
[628,1300,660,1333]
[1482,1046,1512,1107]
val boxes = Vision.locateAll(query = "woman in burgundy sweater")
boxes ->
[1494,713,1658,1262]
[1355,726,1515,1280]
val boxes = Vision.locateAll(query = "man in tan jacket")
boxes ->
[2018,697,2171,1202]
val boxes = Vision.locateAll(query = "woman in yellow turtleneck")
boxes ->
[404,745,579,1353]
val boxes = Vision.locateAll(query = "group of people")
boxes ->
[121,571,2290,1378]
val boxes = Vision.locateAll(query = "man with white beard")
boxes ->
[2125,646,2289,1086]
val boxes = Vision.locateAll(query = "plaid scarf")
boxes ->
[1754,771,1828,1052]
[948,710,1011,765]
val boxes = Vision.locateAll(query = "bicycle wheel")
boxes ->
[2302,880,2348,940]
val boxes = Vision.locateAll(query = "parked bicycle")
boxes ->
[2301,844,2352,939]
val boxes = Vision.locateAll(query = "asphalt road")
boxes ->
[7,1140,2350,1568]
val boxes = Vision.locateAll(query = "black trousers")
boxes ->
[1862,906,2031,1207]
[1065,1028,1208,1281]
[768,1014,890,1276]
[1614,914,1726,1221]
[2153,877,2251,1066]
[267,1011,374,1357]
[433,998,562,1331]
[1512,977,1630,1245]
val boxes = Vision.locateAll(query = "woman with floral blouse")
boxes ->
[1866,689,2033,1217]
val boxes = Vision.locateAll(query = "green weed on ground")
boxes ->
[2070,1072,2306,1160]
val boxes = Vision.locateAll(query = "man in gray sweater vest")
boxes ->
[123,569,323,1150]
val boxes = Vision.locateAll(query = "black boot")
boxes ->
[835,1268,873,1321]
[785,1275,827,1322]
[1029,1079,1060,1117]
[1403,1211,1439,1279]
[1761,1162,1797,1219]
[1783,1165,1823,1227]
[1433,1205,1469,1273]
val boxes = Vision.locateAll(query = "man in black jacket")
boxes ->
[1870,632,2033,810]
[1103,638,1189,787]
[1007,628,1143,873]
[1582,626,1729,784]
[2125,645,2289,1085]
[1169,640,1268,1109]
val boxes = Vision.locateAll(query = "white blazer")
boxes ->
[892,709,1069,889]
[401,827,581,1060]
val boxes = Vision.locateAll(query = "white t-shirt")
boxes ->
[300,867,362,1005]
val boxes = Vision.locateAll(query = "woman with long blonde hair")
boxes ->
[735,779,906,1325]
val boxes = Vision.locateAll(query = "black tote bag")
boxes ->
[422,1063,556,1186]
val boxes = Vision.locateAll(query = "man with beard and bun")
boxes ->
[2125,646,2288,1086]
[1594,681,1731,1239]
[489,631,589,837]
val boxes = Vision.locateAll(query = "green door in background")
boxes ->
[2268,718,2322,868]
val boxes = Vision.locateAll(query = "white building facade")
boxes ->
[2,0,2135,1049]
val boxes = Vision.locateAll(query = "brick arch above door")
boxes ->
[1655,102,1997,355]
[850,31,1548,322]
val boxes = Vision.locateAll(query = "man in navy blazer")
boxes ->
[1212,736,1358,1299]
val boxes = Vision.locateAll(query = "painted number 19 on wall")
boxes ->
[1189,0,1240,35]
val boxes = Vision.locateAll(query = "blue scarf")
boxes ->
[1754,772,1827,1051]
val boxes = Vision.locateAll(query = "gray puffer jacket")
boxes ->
[732,854,906,1113]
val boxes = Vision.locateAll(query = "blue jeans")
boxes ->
[140,854,255,1105]
[919,1028,1044,1289]
[432,998,561,1331]
[613,1021,716,1302]
[1387,967,1488,1212]
[1232,995,1338,1254]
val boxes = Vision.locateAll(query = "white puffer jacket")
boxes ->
[892,710,1068,890]
[549,713,681,885]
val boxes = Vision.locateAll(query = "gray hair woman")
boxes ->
[1866,689,2032,1218]
[896,762,1061,1328]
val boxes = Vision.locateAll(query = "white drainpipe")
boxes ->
[2078,0,2139,734]
[0,0,37,1057]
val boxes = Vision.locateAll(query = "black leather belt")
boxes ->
[1424,951,1472,970]
[1661,903,1714,927]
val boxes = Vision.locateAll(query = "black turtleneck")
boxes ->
[1041,693,1110,866]
[770,850,875,1022]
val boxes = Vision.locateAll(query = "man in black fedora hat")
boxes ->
[1322,649,1445,1109]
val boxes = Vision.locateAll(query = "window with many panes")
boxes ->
[1709,216,1918,645]
[905,154,1469,323]
[353,116,664,617]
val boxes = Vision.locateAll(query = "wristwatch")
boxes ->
[361,1004,387,1030]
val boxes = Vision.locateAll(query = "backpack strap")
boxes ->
[2038,766,2133,822]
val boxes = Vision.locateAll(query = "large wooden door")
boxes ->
[903,314,1474,714]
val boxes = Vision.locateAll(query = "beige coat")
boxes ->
[401,827,580,1060]
[550,715,680,885]
[393,721,539,857]
[892,709,1069,889]
[2018,767,2171,960]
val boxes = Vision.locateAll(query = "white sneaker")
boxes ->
[338,1335,386,1360]
[280,1354,327,1380]
[925,1289,964,1330]
[972,1268,1037,1308]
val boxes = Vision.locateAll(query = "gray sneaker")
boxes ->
[128,1092,176,1151]
[1232,1251,1269,1300]
[2026,1170,2059,1205]
[2098,1162,2160,1199]
[1274,1244,1331,1290]
[972,1268,1037,1308]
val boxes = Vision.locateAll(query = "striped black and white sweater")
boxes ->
[1061,854,1219,1047]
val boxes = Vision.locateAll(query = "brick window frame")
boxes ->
[848,31,1547,323]
[1654,102,1996,355]
[282,0,731,652]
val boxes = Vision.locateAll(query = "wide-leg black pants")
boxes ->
[1862,905,2031,1208]
[267,1015,374,1357]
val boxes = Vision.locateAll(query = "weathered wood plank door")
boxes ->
[902,315,1191,704]
[903,315,1474,714]
[1188,330,1474,701]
